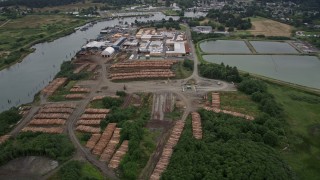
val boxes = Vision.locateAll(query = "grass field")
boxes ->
[268,83,320,180]
[162,9,179,16]
[173,61,193,79]
[220,91,261,117]
[34,0,104,12]
[248,16,293,37]
[0,14,88,70]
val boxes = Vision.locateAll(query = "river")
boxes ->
[0,12,178,112]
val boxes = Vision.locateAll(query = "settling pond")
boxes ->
[0,12,178,112]
[250,41,299,54]
[200,40,251,53]
[203,55,320,89]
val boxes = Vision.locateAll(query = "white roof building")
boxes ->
[101,47,115,57]
[82,41,109,49]
[166,42,186,56]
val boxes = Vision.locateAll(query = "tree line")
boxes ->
[0,108,22,136]
[0,0,83,8]
[199,63,242,83]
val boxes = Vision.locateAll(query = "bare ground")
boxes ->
[248,19,293,37]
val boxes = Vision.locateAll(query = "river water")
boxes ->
[0,12,178,112]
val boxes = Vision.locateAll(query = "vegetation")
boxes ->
[0,132,74,165]
[207,9,252,30]
[52,160,104,180]
[93,0,137,7]
[55,61,90,80]
[0,108,22,136]
[191,32,224,43]
[173,59,193,79]
[0,0,83,8]
[199,63,242,83]
[162,111,294,179]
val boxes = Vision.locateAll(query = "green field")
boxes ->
[268,84,320,179]
[0,14,88,70]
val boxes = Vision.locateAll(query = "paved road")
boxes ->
[7,24,236,179]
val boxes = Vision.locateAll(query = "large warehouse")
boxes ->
[101,47,115,57]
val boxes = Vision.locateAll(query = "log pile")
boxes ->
[65,94,86,99]
[81,114,107,119]
[77,119,101,126]
[23,103,75,134]
[86,133,101,150]
[150,120,185,180]
[92,123,117,155]
[108,140,129,169]
[21,127,64,134]
[74,63,89,74]
[0,135,11,144]
[29,119,66,125]
[42,78,67,96]
[76,125,100,133]
[70,87,90,93]
[85,108,110,114]
[212,92,220,109]
[100,128,121,162]
[191,112,202,139]
[110,60,178,80]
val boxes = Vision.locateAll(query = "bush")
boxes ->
[183,59,193,71]
[102,97,124,109]
[116,91,127,97]
[238,78,267,95]
[199,63,241,82]
[0,108,22,136]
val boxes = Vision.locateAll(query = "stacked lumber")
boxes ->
[76,125,100,133]
[100,128,121,162]
[0,135,11,144]
[87,64,98,72]
[212,92,220,109]
[92,123,117,155]
[42,78,67,96]
[191,112,202,139]
[74,63,89,73]
[65,94,86,99]
[21,127,63,134]
[203,107,254,120]
[70,87,90,93]
[77,119,101,126]
[150,120,185,180]
[85,108,110,114]
[39,108,74,114]
[110,60,177,70]
[81,114,107,119]
[110,71,175,80]
[34,113,70,119]
[108,140,129,169]
[43,103,76,109]
[29,119,66,125]
[86,134,101,150]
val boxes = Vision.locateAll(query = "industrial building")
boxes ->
[192,26,213,34]
[101,47,115,57]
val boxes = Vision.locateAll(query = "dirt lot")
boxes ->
[248,17,293,37]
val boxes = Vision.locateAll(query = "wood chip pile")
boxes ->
[0,135,11,144]
[92,123,117,155]
[110,60,178,80]
[204,107,254,120]
[73,63,89,73]
[100,128,121,162]
[42,78,67,96]
[76,125,101,133]
[22,103,75,134]
[108,140,129,169]
[150,120,185,180]
[191,112,202,139]
[86,133,101,150]
[212,92,220,109]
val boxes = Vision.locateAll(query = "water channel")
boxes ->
[0,12,178,112]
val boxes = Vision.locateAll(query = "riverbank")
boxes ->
[0,14,94,71]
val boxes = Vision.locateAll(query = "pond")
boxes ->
[249,41,299,54]
[0,12,178,112]
[200,40,252,53]
[203,55,320,89]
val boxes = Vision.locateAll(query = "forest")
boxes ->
[199,63,242,83]
[92,0,138,7]
[0,0,83,8]
[0,132,75,165]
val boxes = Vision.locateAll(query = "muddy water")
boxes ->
[0,12,178,112]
